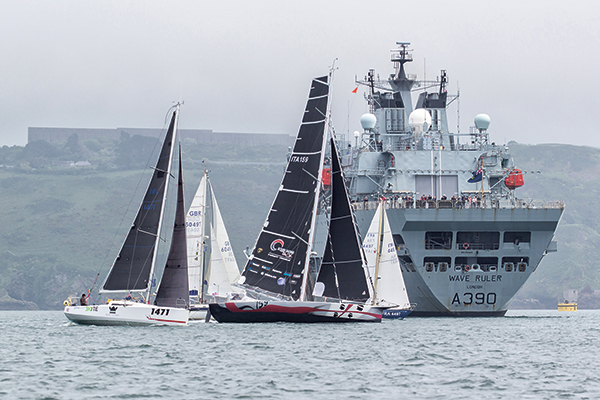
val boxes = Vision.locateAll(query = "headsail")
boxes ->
[101,110,178,294]
[239,76,329,300]
[315,138,372,302]
[187,172,208,300]
[155,145,189,308]
[206,182,241,298]
[363,200,410,309]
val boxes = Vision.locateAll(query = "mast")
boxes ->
[299,67,334,302]
[146,103,180,302]
[371,198,385,304]
[200,166,208,303]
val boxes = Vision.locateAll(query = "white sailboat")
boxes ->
[363,198,412,319]
[64,104,190,326]
[187,170,243,320]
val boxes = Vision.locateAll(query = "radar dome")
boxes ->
[408,109,432,133]
[474,114,491,131]
[360,113,377,130]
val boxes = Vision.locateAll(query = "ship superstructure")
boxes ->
[343,42,564,316]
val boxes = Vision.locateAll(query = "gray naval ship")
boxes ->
[339,42,564,316]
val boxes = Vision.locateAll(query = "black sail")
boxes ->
[316,138,371,302]
[102,112,176,292]
[155,146,189,308]
[240,76,329,300]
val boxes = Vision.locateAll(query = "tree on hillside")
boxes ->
[114,134,157,169]
[18,140,61,169]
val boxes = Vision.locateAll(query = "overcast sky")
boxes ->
[1,0,599,147]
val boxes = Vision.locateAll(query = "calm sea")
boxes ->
[1,310,599,399]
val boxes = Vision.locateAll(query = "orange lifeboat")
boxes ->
[322,168,331,186]
[505,169,524,190]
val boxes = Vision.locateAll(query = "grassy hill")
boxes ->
[507,142,600,308]
[1,139,600,310]
[0,140,287,309]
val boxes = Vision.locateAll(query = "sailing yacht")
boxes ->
[187,169,243,320]
[362,198,412,319]
[64,105,190,326]
[209,76,386,323]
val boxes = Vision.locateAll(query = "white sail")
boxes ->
[186,172,208,300]
[208,184,242,296]
[363,201,410,309]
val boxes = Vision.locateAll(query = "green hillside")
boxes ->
[508,142,600,308]
[0,140,287,309]
[1,139,599,310]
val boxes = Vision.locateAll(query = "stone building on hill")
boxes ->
[28,127,294,147]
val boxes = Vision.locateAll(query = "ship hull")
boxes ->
[352,205,562,317]
[209,301,383,323]
[64,302,189,326]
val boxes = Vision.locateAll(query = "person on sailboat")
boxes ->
[80,294,87,306]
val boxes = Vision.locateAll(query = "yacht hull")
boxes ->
[64,302,189,326]
[209,301,383,323]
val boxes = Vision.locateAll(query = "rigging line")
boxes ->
[291,231,309,246]
[302,168,318,181]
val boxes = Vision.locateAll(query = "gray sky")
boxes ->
[2,0,599,147]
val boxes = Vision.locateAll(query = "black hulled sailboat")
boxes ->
[208,76,386,323]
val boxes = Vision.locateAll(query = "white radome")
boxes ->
[408,109,432,133]
[360,113,377,130]
[474,114,491,131]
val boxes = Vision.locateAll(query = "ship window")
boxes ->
[504,262,513,272]
[425,262,434,272]
[456,232,499,250]
[425,232,452,250]
[504,232,531,244]
[393,234,405,250]
[518,262,527,272]
[424,257,451,273]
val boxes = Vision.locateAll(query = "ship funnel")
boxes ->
[360,113,377,131]
[408,109,432,134]
[474,114,491,131]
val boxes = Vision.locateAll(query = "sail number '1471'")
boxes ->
[452,292,496,305]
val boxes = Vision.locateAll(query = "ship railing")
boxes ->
[351,198,565,211]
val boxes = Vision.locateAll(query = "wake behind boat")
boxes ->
[209,75,387,323]
[64,105,190,326]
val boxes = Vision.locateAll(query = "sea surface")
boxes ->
[1,309,599,399]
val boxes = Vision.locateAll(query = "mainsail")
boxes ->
[315,138,372,302]
[239,76,329,300]
[363,200,410,309]
[155,146,189,308]
[101,111,178,294]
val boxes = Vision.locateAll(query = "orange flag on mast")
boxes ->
[352,87,358,93]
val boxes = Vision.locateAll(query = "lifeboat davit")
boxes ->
[505,169,524,190]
